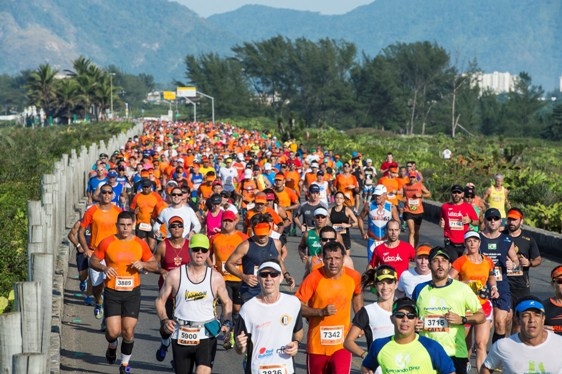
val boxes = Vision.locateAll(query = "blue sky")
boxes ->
[175,0,374,17]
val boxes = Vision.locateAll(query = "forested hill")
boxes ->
[1,0,561,88]
[208,0,562,90]
[0,0,237,83]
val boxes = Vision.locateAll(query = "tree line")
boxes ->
[2,37,562,138]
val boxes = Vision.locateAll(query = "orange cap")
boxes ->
[416,244,431,256]
[253,222,271,236]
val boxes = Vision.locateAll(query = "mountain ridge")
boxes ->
[1,0,560,89]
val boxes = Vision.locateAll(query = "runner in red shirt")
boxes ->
[439,184,479,262]
[368,220,415,278]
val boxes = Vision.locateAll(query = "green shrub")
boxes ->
[0,122,132,312]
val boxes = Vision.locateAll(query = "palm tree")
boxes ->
[55,78,82,124]
[26,64,59,123]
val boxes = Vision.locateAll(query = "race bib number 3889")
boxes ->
[115,276,134,291]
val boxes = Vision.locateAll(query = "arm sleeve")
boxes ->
[481,342,501,372]
[188,207,202,233]
[529,238,541,260]
[352,307,373,346]
[293,308,304,333]
[362,337,388,371]
[295,274,315,304]
[420,336,456,374]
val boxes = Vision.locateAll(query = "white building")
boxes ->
[475,71,516,94]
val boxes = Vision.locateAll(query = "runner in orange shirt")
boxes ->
[208,210,249,349]
[79,184,122,321]
[90,211,158,373]
[284,160,302,197]
[333,162,360,211]
[296,240,363,374]
[377,166,400,206]
[402,172,432,247]
[129,179,164,251]
[273,173,300,236]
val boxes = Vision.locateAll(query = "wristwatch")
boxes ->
[461,316,468,324]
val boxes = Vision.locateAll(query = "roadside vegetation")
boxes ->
[0,122,132,312]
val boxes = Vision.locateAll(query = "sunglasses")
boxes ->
[315,215,327,219]
[553,278,562,284]
[170,193,183,197]
[320,237,336,242]
[101,190,113,195]
[169,224,183,229]
[393,312,417,320]
[191,247,209,253]
[486,217,501,222]
[452,191,463,195]
[258,271,280,278]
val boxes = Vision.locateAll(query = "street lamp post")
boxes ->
[109,73,116,119]
[197,91,214,124]
[185,98,197,122]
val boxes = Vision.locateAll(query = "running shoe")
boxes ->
[79,280,87,292]
[84,295,95,306]
[105,347,117,364]
[155,343,168,362]
[94,304,104,319]
[119,365,131,374]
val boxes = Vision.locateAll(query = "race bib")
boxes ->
[408,198,419,211]
[320,325,344,345]
[507,265,523,277]
[178,326,200,346]
[138,222,152,232]
[493,266,503,281]
[115,276,134,291]
[424,315,449,332]
[254,265,259,276]
[270,231,281,240]
[258,364,287,374]
[449,219,463,230]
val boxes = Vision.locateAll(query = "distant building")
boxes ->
[146,91,163,104]
[475,71,516,94]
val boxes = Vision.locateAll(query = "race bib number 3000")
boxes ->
[320,325,344,345]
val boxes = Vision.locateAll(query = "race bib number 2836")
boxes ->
[258,364,287,374]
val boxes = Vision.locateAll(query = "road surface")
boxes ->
[60,218,559,373]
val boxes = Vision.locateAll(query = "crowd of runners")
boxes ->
[67,120,562,374]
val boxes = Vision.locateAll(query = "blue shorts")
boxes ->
[75,252,89,272]
[492,285,511,312]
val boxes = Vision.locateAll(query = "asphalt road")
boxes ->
[60,218,560,374]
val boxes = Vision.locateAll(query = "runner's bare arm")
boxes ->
[155,267,180,333]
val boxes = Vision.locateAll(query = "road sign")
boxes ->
[176,86,196,98]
